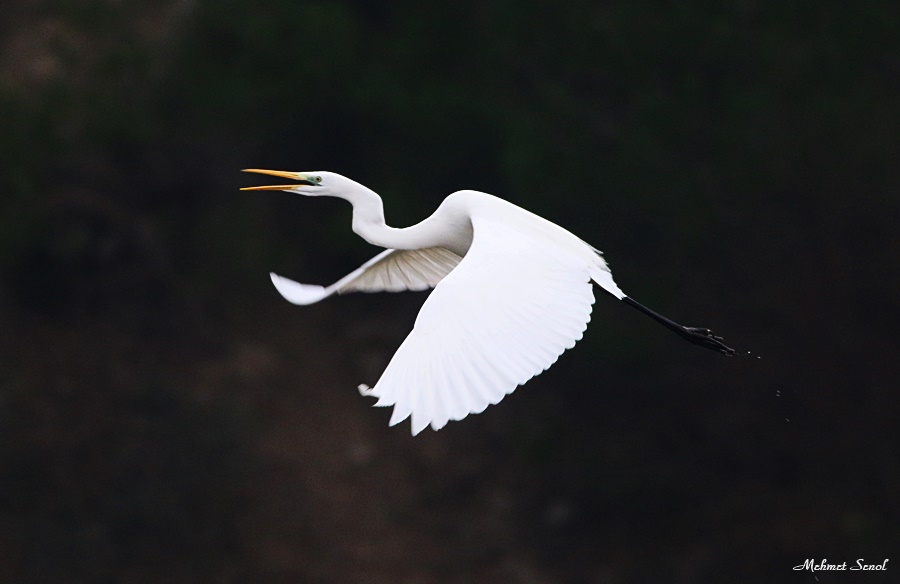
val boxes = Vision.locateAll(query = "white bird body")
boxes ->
[242,170,732,435]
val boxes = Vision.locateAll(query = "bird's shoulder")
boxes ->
[440,189,494,210]
[438,189,529,219]
[434,190,594,260]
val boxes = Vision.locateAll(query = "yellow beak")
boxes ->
[241,168,313,191]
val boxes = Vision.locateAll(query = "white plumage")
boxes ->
[366,212,603,434]
[242,169,732,435]
[270,246,462,305]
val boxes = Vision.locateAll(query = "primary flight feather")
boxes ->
[242,169,733,435]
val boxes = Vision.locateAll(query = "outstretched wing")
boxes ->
[270,247,463,305]
[363,213,597,435]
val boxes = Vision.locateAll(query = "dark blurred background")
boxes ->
[1,1,898,582]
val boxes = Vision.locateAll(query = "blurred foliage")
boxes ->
[1,0,899,582]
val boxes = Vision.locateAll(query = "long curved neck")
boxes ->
[342,183,437,250]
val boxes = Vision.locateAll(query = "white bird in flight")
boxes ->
[242,169,734,435]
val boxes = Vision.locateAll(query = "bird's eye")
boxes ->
[314,176,322,183]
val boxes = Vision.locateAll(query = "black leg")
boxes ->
[621,296,735,356]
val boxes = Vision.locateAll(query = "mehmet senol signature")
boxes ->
[794,559,889,573]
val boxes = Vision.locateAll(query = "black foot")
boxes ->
[620,297,735,356]
[678,326,735,356]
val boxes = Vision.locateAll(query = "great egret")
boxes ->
[242,169,734,435]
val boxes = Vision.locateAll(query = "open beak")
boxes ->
[241,169,317,191]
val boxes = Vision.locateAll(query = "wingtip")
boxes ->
[268,272,329,305]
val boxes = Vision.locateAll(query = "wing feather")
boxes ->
[270,247,462,305]
[365,213,597,434]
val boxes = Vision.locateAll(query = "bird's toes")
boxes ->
[681,326,735,356]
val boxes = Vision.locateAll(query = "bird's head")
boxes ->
[241,169,359,197]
